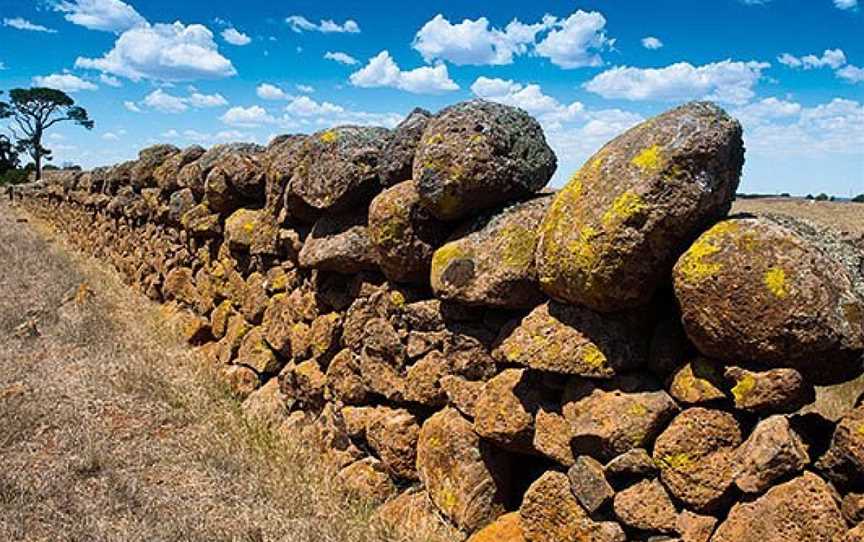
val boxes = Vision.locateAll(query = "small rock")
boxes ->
[604,448,657,484]
[733,415,809,494]
[725,366,811,414]
[467,512,525,542]
[612,478,678,534]
[843,493,864,525]
[441,375,484,418]
[652,407,742,513]
[237,327,280,374]
[241,378,291,429]
[367,407,420,481]
[815,404,864,490]
[298,208,379,273]
[668,358,726,405]
[533,409,576,466]
[675,511,717,542]
[337,457,398,502]
[324,349,370,405]
[568,456,615,514]
[473,368,544,453]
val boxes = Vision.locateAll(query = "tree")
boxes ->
[0,134,17,174]
[853,194,864,203]
[0,87,93,180]
[815,193,829,201]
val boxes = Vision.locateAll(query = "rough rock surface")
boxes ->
[733,415,809,494]
[816,404,864,490]
[467,512,525,542]
[368,180,447,283]
[673,216,864,375]
[536,101,744,312]
[377,107,431,187]
[298,209,379,273]
[290,125,390,211]
[668,358,727,405]
[725,366,811,413]
[653,407,742,513]
[496,301,649,378]
[710,472,847,542]
[568,456,614,514]
[413,99,556,221]
[416,408,510,532]
[612,478,678,533]
[431,194,552,309]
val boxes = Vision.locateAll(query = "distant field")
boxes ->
[732,197,864,235]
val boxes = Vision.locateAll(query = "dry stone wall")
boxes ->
[16,99,864,542]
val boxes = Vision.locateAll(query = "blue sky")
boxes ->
[0,0,862,196]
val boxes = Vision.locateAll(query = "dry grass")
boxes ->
[732,197,864,234]
[0,202,458,542]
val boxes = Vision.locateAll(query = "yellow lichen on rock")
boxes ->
[319,129,339,143]
[676,221,739,283]
[731,374,756,403]
[501,225,537,270]
[764,267,790,299]
[631,144,664,173]
[581,343,607,369]
[602,190,648,228]
[431,242,471,278]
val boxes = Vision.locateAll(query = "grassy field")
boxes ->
[733,197,864,234]
[0,201,455,542]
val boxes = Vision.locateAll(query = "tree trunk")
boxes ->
[35,149,42,181]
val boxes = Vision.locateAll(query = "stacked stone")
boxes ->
[18,99,863,542]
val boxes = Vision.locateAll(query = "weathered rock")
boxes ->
[162,267,201,308]
[816,405,864,490]
[846,523,864,542]
[473,368,544,452]
[416,408,510,532]
[240,272,268,324]
[613,478,678,534]
[537,101,743,312]
[366,407,420,481]
[653,407,742,513]
[324,349,370,405]
[224,208,278,255]
[290,125,390,211]
[204,149,267,213]
[496,301,649,378]
[710,472,847,542]
[563,382,680,461]
[604,448,657,483]
[310,403,364,469]
[154,145,205,192]
[673,216,864,376]
[167,188,196,225]
[534,409,576,466]
[180,203,221,238]
[337,457,398,502]
[733,415,809,494]
[236,326,280,374]
[378,107,431,187]
[431,195,552,309]
[241,378,291,429]
[404,350,451,406]
[441,375,484,419]
[298,208,379,273]
[217,313,253,365]
[178,143,263,198]
[414,99,556,221]
[263,134,306,214]
[843,493,864,525]
[676,511,717,542]
[368,180,447,283]
[220,364,260,399]
[519,471,626,542]
[467,512,525,542]
[668,358,727,405]
[372,488,464,542]
[725,366,811,413]
[131,144,179,189]
[568,456,614,514]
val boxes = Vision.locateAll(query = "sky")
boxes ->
[0,0,862,196]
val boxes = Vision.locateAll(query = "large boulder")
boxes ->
[431,194,553,309]
[178,142,263,199]
[673,215,864,379]
[204,149,266,213]
[710,472,847,542]
[263,134,306,215]
[536,101,743,312]
[298,208,379,273]
[413,99,556,221]
[289,125,390,211]
[416,408,510,532]
[368,180,448,283]
[496,301,649,378]
[377,107,432,187]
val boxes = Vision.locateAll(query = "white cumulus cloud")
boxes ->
[583,59,770,104]
[99,73,122,86]
[834,0,857,9]
[222,27,251,46]
[777,49,846,69]
[257,83,291,100]
[123,100,141,112]
[641,36,663,50]
[837,65,864,83]
[32,73,97,92]
[54,0,146,33]
[284,96,344,116]
[285,16,360,33]
[349,51,458,94]
[470,76,584,122]
[75,22,236,82]
[535,10,613,69]
[140,89,227,113]
[220,105,276,127]
[3,17,57,33]
[412,14,554,66]
[324,51,359,65]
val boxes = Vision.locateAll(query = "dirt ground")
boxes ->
[0,201,454,542]
[733,197,864,234]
